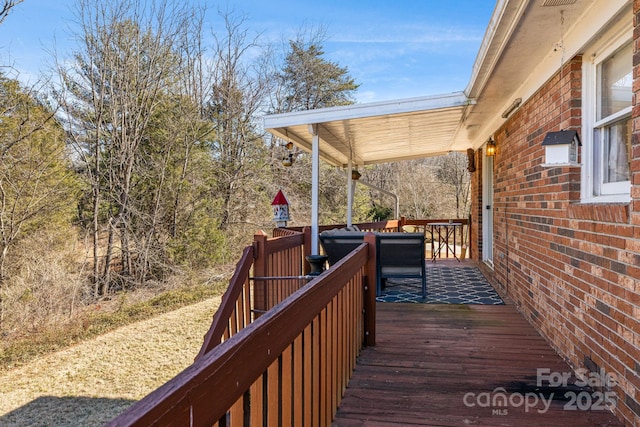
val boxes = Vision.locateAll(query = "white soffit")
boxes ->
[264,92,474,167]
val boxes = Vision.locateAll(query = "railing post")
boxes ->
[253,231,269,315]
[399,216,406,231]
[363,232,377,346]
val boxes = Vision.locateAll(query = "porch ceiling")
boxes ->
[263,0,606,167]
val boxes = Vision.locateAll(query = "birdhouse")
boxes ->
[541,130,581,166]
[271,190,290,227]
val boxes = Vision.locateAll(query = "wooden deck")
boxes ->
[333,302,622,426]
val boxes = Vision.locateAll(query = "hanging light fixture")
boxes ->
[282,141,294,166]
[351,166,361,180]
[486,138,497,157]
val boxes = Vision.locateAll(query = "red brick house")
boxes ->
[265,0,639,424]
[470,2,639,425]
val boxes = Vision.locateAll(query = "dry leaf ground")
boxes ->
[0,296,221,427]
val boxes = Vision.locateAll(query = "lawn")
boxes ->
[0,296,221,426]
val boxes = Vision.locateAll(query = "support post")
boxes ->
[309,125,320,255]
[347,158,353,227]
[363,232,377,346]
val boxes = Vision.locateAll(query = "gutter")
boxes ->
[465,0,528,98]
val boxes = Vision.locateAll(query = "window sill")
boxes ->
[541,163,581,168]
[568,202,630,223]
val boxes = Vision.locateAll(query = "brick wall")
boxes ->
[471,37,640,424]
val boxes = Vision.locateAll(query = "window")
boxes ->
[583,35,632,202]
[596,42,632,193]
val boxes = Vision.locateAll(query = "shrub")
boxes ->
[0,226,85,336]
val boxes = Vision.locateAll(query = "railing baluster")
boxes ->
[311,316,320,427]
[292,334,303,426]
[281,345,292,426]
[249,375,263,427]
[303,323,313,427]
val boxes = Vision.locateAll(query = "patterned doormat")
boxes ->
[376,267,504,304]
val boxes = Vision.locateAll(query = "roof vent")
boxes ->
[542,0,577,6]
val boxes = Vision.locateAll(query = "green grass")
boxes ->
[0,281,227,371]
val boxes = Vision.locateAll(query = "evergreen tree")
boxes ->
[278,40,359,112]
[0,74,79,281]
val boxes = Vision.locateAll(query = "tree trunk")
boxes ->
[92,184,101,297]
[101,219,115,296]
[171,144,190,238]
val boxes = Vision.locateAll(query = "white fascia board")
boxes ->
[263,92,472,129]
[465,0,525,98]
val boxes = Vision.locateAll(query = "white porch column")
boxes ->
[346,158,353,227]
[309,125,320,255]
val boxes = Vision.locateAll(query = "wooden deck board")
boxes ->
[333,303,622,426]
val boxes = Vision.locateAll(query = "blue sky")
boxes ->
[0,0,495,103]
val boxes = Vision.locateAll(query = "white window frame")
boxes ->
[581,26,632,204]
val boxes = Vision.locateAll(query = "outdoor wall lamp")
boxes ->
[486,138,496,157]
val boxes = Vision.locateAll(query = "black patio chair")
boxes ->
[376,232,427,298]
[319,230,366,266]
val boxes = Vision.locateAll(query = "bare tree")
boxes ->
[56,0,204,294]
[435,152,471,218]
[0,0,23,25]
[0,75,78,282]
[205,10,272,231]
[364,157,469,221]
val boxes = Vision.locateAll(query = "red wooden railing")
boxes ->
[196,229,311,359]
[252,230,309,314]
[104,218,465,426]
[106,235,377,427]
[194,246,254,359]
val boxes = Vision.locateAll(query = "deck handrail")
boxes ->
[196,229,309,359]
[105,239,376,426]
[283,219,402,234]
[272,227,304,237]
[195,245,254,360]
